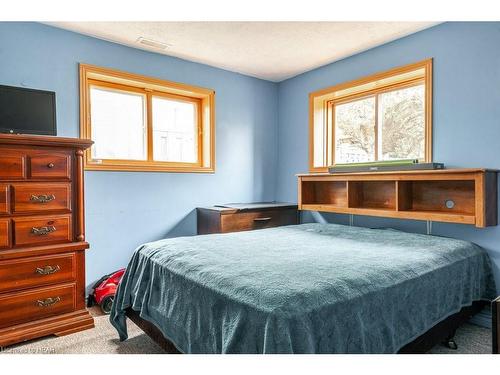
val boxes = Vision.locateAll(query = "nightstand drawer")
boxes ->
[13,214,72,247]
[0,253,76,293]
[198,203,298,234]
[12,183,72,213]
[0,283,76,329]
[220,209,298,233]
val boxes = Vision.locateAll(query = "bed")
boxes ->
[110,223,496,353]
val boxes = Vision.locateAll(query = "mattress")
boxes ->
[110,223,496,353]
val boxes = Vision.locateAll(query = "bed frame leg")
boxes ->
[442,331,458,350]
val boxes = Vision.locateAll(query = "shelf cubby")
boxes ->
[348,181,396,210]
[397,180,475,215]
[301,181,347,207]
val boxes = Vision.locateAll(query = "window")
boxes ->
[309,59,432,172]
[80,64,215,173]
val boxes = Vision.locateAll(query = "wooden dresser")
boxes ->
[0,134,94,347]
[197,203,298,234]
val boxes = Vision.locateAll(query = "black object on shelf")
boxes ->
[328,162,444,174]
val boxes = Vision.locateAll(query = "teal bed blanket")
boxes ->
[110,223,495,353]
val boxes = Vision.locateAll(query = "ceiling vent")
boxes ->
[136,37,171,50]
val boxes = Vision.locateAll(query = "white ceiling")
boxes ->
[48,22,438,82]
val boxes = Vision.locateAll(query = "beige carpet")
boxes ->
[1,314,492,354]
[428,323,491,354]
[2,314,165,354]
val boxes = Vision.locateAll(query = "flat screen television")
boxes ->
[0,84,56,136]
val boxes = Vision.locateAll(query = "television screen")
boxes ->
[0,84,56,136]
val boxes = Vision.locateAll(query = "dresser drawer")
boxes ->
[13,215,72,247]
[12,183,71,213]
[30,153,71,179]
[0,152,26,180]
[0,283,76,329]
[0,219,11,249]
[220,209,298,233]
[0,253,76,293]
[0,184,8,214]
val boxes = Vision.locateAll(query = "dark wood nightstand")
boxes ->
[197,202,298,234]
[494,296,499,354]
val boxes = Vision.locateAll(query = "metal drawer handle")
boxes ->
[35,265,61,275]
[37,297,61,307]
[31,226,56,236]
[47,163,55,169]
[30,194,56,203]
[253,217,272,222]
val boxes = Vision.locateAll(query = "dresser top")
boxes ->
[0,134,93,149]
[198,202,298,213]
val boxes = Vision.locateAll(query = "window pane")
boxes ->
[335,97,376,164]
[152,96,198,163]
[378,85,425,161]
[90,86,147,160]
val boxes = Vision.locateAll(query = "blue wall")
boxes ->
[0,22,278,285]
[2,22,500,295]
[276,22,500,292]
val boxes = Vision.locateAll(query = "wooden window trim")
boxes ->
[80,64,215,173]
[309,59,433,173]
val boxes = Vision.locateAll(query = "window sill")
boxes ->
[309,166,329,173]
[84,161,215,173]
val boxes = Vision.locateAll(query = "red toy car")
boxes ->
[87,269,125,314]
